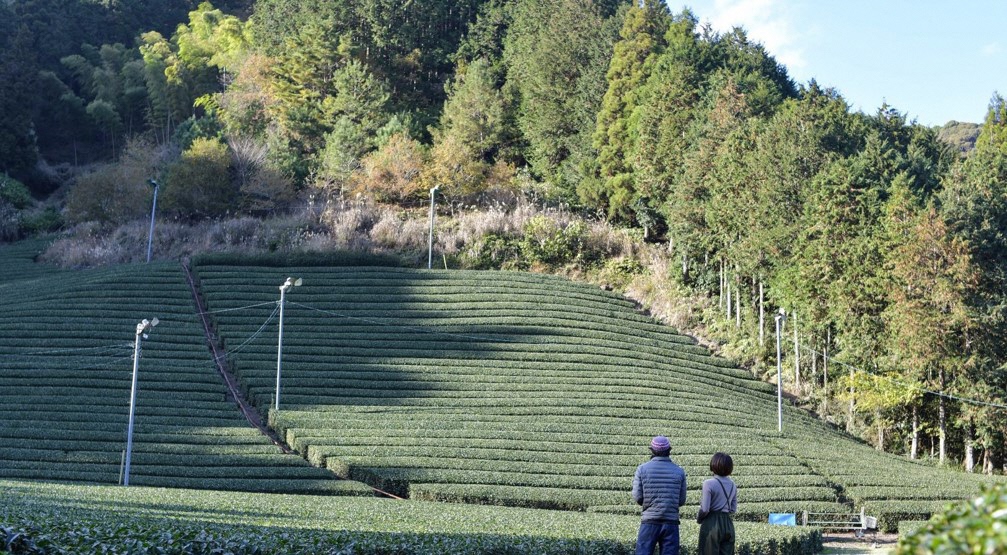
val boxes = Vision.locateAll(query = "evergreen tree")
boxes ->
[883,175,974,459]
[939,95,1007,465]
[585,0,669,221]
[436,58,506,162]
[267,17,344,181]
[631,11,706,214]
[503,0,619,196]
[666,75,750,270]
[0,25,40,179]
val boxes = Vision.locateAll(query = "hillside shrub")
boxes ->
[422,133,489,197]
[519,215,587,268]
[597,256,646,289]
[0,174,32,209]
[349,132,426,204]
[64,138,162,224]
[65,165,151,224]
[229,136,296,216]
[462,233,522,269]
[162,137,236,219]
[19,208,63,235]
[896,482,1007,554]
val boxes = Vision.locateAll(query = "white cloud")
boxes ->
[702,0,808,71]
[982,42,1002,57]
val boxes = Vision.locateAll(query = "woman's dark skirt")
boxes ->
[698,511,735,555]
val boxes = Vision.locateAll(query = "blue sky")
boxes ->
[673,1,1007,126]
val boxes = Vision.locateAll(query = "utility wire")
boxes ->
[195,301,278,316]
[288,301,528,344]
[0,342,133,360]
[798,342,1007,410]
[213,304,280,361]
[4,352,136,374]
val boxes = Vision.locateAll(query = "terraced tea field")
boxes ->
[0,251,368,495]
[0,479,822,554]
[0,240,997,552]
[194,260,999,528]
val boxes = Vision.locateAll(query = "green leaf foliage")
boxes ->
[162,137,237,218]
[0,479,822,555]
[503,0,619,195]
[897,482,1007,554]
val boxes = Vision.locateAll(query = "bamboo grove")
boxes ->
[0,0,1004,470]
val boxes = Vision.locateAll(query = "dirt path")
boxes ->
[822,532,898,554]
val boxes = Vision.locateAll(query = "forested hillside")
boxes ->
[1,0,1005,476]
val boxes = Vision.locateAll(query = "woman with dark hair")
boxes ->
[697,452,737,555]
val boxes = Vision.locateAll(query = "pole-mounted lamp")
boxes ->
[124,317,158,486]
[145,179,159,264]
[275,277,302,412]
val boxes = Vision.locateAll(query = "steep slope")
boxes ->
[0,254,369,495]
[193,263,842,516]
[194,261,1000,528]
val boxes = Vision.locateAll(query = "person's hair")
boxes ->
[710,452,733,476]
[650,447,671,457]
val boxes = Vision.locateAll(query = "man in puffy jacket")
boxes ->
[632,435,688,555]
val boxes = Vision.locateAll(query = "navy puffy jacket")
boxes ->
[632,456,687,522]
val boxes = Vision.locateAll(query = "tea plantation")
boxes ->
[193,259,1001,530]
[0,479,821,554]
[0,249,367,495]
[0,241,998,553]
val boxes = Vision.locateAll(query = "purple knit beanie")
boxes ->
[650,436,671,452]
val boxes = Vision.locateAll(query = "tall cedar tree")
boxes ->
[631,12,706,218]
[0,24,40,179]
[882,176,974,458]
[585,0,670,221]
[939,95,1007,468]
[503,0,619,196]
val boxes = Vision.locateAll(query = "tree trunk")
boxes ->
[719,260,724,310]
[965,423,975,472]
[876,415,884,451]
[759,281,764,347]
[735,275,741,328]
[983,447,991,474]
[939,368,946,464]
[910,405,918,460]
[847,368,855,433]
[726,273,732,319]
[990,445,1002,475]
[822,332,829,415]
[792,311,800,389]
[811,340,817,384]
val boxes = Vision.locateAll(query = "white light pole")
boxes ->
[124,317,158,486]
[775,309,787,433]
[145,179,159,263]
[275,277,302,411]
[428,185,440,269]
